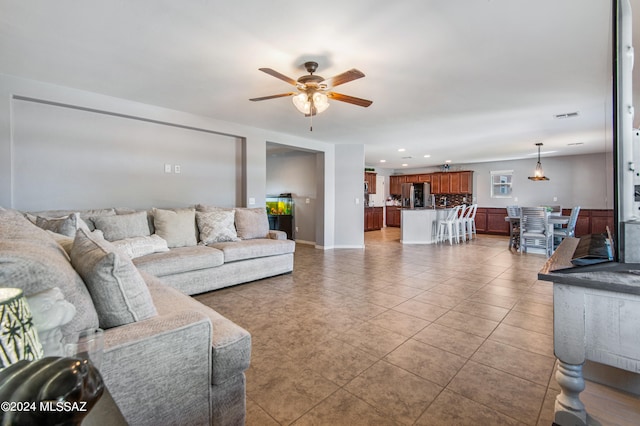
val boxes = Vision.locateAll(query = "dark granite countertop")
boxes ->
[538,237,640,295]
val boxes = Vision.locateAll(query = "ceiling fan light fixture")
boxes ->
[292,91,330,116]
[528,142,550,181]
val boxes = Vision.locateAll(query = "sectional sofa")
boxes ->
[0,205,296,425]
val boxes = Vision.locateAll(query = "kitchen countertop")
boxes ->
[538,237,640,295]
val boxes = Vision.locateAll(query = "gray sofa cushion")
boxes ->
[211,238,295,262]
[28,208,117,231]
[71,228,157,329]
[145,276,251,385]
[35,212,90,237]
[92,211,151,241]
[0,209,99,335]
[234,208,270,240]
[133,246,224,276]
[152,208,198,248]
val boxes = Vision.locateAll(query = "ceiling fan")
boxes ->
[249,61,372,129]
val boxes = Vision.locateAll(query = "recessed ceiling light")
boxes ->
[445,160,452,163]
[380,159,386,163]
[398,148,406,152]
[424,154,431,158]
[554,111,579,119]
[402,163,408,167]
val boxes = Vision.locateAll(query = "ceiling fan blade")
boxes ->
[327,92,373,107]
[324,69,365,87]
[258,68,298,86]
[249,92,296,101]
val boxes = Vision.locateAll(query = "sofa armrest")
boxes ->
[268,230,288,240]
[101,311,212,426]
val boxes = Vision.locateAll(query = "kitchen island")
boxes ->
[538,236,639,426]
[400,207,453,244]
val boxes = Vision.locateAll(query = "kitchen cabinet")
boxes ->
[365,207,384,231]
[389,175,405,195]
[486,208,510,234]
[392,171,472,195]
[439,173,451,193]
[365,172,377,194]
[430,171,473,194]
[386,206,401,227]
[430,174,440,193]
[472,207,614,237]
[458,171,473,193]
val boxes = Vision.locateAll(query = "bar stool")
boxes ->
[437,205,461,245]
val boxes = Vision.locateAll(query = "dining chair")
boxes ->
[554,206,581,246]
[506,205,521,250]
[520,206,553,256]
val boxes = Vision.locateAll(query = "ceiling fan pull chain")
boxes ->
[310,95,314,131]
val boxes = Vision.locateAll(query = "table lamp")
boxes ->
[0,288,43,370]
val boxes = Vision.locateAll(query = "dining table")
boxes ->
[504,212,571,252]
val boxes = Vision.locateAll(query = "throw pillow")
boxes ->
[196,209,239,244]
[70,228,157,329]
[152,208,198,248]
[46,230,74,258]
[36,212,90,237]
[91,211,151,241]
[111,235,170,259]
[235,208,270,239]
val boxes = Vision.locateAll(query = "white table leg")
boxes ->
[554,361,587,426]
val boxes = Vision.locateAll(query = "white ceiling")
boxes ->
[0,1,637,170]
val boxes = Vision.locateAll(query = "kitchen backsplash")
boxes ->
[436,194,472,206]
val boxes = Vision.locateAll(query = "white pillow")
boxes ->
[111,235,170,259]
[196,209,239,244]
[152,208,198,248]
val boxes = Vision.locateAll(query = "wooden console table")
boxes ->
[538,237,640,426]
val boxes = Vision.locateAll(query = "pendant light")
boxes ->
[528,142,549,181]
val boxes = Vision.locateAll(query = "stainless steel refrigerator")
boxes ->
[401,182,432,209]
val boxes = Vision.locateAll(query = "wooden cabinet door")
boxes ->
[386,207,400,227]
[450,173,461,194]
[574,216,590,237]
[459,171,473,193]
[475,208,487,233]
[486,208,510,235]
[373,208,383,230]
[406,174,420,184]
[431,174,441,193]
[590,210,614,234]
[439,173,451,193]
[389,176,401,195]
[365,172,377,194]
[418,174,431,182]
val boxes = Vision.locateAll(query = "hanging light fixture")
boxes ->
[292,91,330,116]
[528,142,549,181]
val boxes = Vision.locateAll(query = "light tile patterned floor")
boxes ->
[195,228,640,426]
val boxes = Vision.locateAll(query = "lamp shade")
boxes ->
[528,143,550,181]
[0,288,43,370]
[292,91,330,116]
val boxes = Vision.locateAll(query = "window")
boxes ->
[491,170,513,198]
